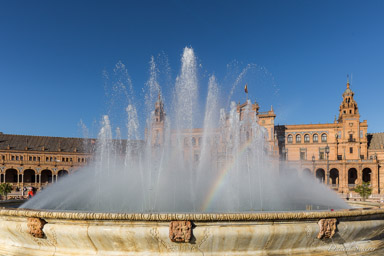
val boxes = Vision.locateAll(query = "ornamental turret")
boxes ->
[338,80,359,123]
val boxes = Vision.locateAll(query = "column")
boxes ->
[338,169,343,193]
[378,163,384,195]
[372,165,378,194]
[357,166,362,185]
[39,174,41,188]
[341,163,348,194]
[35,174,38,186]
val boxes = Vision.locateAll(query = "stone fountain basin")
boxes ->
[0,208,383,255]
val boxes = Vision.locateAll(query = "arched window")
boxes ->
[316,169,325,183]
[362,168,372,183]
[313,134,318,143]
[321,133,327,142]
[296,134,301,143]
[287,134,293,143]
[304,134,310,143]
[330,168,339,185]
[192,137,196,146]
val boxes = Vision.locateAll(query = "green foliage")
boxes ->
[354,182,372,201]
[0,183,13,200]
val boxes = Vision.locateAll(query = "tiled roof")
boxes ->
[0,133,93,153]
[368,133,384,150]
[0,133,144,153]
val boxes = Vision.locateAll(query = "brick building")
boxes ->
[275,81,384,197]
[0,80,383,199]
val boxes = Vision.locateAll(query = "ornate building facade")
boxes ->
[0,80,383,199]
[275,81,384,197]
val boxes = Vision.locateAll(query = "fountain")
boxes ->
[0,47,383,255]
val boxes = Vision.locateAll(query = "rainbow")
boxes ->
[201,137,256,211]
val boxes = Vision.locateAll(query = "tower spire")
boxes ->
[338,78,359,122]
[347,74,350,89]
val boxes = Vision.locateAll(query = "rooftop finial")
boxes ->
[347,74,350,88]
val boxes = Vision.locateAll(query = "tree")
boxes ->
[354,182,372,201]
[0,183,13,200]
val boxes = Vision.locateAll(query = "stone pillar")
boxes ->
[35,174,38,186]
[357,166,362,185]
[39,174,41,188]
[372,165,378,194]
[341,163,348,194]
[338,171,343,193]
[379,163,384,195]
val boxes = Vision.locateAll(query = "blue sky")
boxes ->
[0,0,383,138]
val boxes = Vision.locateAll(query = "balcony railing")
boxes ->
[297,159,376,163]
[1,159,87,166]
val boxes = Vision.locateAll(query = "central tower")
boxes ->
[150,93,166,146]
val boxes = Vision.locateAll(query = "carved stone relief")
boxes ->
[27,217,47,238]
[317,218,337,239]
[169,220,192,243]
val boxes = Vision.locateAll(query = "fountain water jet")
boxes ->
[21,47,349,213]
[0,47,382,255]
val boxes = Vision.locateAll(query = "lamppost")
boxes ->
[284,148,288,161]
[312,155,315,174]
[281,148,288,174]
[375,153,380,194]
[281,148,285,161]
[325,144,330,185]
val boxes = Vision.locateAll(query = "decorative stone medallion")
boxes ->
[27,217,47,238]
[169,221,192,243]
[317,218,337,239]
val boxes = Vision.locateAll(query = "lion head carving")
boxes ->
[169,220,192,243]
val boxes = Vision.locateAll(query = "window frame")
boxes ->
[287,134,293,143]
[321,133,327,142]
[296,134,301,143]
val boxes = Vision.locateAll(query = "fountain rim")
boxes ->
[1,207,384,221]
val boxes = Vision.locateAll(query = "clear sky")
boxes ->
[0,0,383,138]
